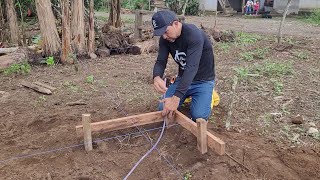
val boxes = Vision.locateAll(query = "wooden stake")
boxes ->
[82,114,93,151]
[196,118,207,154]
[175,111,225,155]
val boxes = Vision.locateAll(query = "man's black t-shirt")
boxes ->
[153,23,215,99]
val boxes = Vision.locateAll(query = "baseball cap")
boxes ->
[151,10,178,36]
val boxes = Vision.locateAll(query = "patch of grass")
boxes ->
[292,51,309,60]
[270,78,283,95]
[216,42,231,52]
[237,32,261,44]
[2,62,31,75]
[96,16,107,22]
[306,9,320,25]
[240,52,254,61]
[234,67,250,80]
[86,75,94,84]
[122,16,135,24]
[254,47,269,59]
[255,61,293,77]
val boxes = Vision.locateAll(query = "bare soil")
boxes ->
[0,14,319,180]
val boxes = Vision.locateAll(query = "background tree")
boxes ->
[0,0,5,42]
[277,0,293,43]
[71,0,86,55]
[108,0,121,28]
[88,0,96,57]
[61,0,73,64]
[6,0,20,44]
[35,0,61,56]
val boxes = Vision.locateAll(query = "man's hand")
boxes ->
[160,95,180,118]
[153,76,168,94]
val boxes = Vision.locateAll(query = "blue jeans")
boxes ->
[159,78,215,121]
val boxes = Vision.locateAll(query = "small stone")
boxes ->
[97,48,110,57]
[309,122,316,127]
[292,115,304,124]
[89,53,97,59]
[307,127,319,134]
[8,111,14,115]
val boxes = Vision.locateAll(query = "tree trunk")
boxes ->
[108,0,121,28]
[0,0,4,42]
[35,0,61,56]
[88,0,96,57]
[61,0,73,64]
[6,0,20,44]
[182,0,189,16]
[71,0,86,55]
[277,0,293,44]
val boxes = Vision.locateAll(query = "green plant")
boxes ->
[235,67,249,80]
[255,62,293,77]
[38,95,47,102]
[237,32,261,44]
[255,47,269,59]
[292,51,309,60]
[184,172,192,180]
[46,56,55,66]
[3,62,31,75]
[271,78,283,95]
[86,75,94,84]
[240,52,254,61]
[41,56,55,66]
[307,9,320,25]
[217,42,230,52]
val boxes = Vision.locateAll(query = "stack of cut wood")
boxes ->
[98,24,141,56]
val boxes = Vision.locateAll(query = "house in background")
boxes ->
[199,0,320,14]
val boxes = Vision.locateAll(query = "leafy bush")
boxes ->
[307,9,320,25]
[121,0,149,10]
[185,0,199,16]
[2,62,31,75]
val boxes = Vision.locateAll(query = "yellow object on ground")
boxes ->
[184,90,220,109]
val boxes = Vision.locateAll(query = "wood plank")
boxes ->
[82,114,93,151]
[175,111,225,155]
[76,111,164,135]
[196,118,208,154]
[21,81,52,95]
[34,81,57,91]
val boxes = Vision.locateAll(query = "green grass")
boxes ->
[254,61,293,77]
[307,9,320,25]
[2,62,31,75]
[235,67,250,80]
[254,47,269,59]
[240,52,254,61]
[292,51,309,60]
[86,75,94,84]
[216,42,231,52]
[237,32,262,44]
[270,78,284,95]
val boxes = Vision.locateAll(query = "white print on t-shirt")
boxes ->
[174,50,186,70]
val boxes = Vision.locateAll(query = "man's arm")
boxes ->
[153,38,169,94]
[174,30,204,99]
[153,38,169,79]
